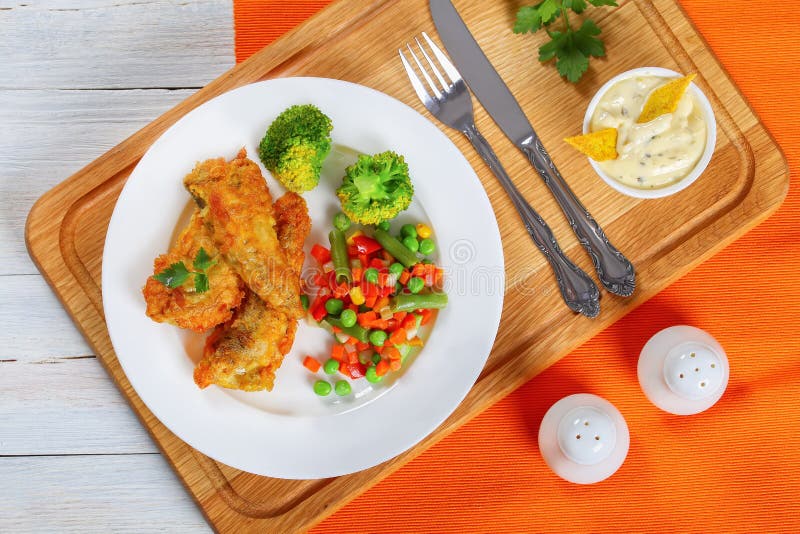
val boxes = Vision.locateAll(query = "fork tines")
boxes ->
[399,32,462,104]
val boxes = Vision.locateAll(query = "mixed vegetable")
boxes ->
[302,213,447,396]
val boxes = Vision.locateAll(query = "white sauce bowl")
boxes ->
[583,67,716,199]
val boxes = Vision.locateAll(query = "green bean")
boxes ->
[391,292,448,312]
[300,294,310,310]
[328,229,351,284]
[374,229,419,268]
[325,317,370,343]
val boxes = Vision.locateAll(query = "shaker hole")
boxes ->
[576,434,581,440]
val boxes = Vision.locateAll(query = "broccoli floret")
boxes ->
[336,151,414,225]
[258,104,332,193]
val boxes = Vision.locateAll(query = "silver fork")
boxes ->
[400,33,600,318]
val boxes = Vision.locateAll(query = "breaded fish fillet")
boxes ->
[194,192,311,391]
[143,211,245,333]
[183,148,303,320]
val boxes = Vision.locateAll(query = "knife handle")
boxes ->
[463,124,600,318]
[520,137,636,297]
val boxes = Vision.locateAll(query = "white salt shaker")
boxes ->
[538,393,630,484]
[638,325,729,415]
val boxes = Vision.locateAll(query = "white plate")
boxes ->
[102,77,504,479]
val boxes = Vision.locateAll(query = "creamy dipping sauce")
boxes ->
[590,76,706,190]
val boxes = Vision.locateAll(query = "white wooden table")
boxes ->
[0,1,237,530]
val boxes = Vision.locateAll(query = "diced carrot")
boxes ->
[358,311,378,327]
[389,328,407,346]
[408,336,424,347]
[331,344,345,362]
[399,271,411,284]
[375,360,390,377]
[369,258,386,270]
[377,272,389,287]
[365,294,377,308]
[369,319,389,330]
[412,263,426,277]
[381,250,395,263]
[332,283,349,299]
[401,314,417,330]
[379,286,394,297]
[374,345,384,354]
[435,268,444,286]
[348,351,359,364]
[303,356,321,373]
[344,335,358,346]
[352,267,363,283]
[384,346,401,360]
[356,341,370,352]
[389,359,402,371]
[332,326,342,334]
[393,311,408,323]
[375,296,390,311]
[419,308,433,325]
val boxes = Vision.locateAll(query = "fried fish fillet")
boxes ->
[142,211,245,333]
[183,148,303,320]
[193,192,311,391]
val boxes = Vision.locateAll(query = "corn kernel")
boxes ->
[415,223,432,239]
[349,286,365,305]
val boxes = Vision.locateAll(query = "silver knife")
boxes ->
[430,0,635,297]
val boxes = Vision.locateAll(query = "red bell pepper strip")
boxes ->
[310,244,331,265]
[352,235,383,255]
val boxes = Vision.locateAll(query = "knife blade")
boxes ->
[430,0,636,297]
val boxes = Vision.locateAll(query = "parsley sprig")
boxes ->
[513,0,618,83]
[153,247,216,293]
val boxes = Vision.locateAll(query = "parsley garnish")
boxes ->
[513,0,618,83]
[153,247,215,293]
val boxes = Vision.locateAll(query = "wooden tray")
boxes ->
[25,0,788,531]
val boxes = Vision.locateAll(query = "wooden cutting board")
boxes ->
[25,0,788,531]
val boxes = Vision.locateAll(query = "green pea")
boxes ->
[376,221,391,231]
[364,267,379,284]
[401,224,417,239]
[418,238,435,255]
[369,330,387,347]
[407,277,424,294]
[323,358,340,375]
[372,353,382,364]
[402,236,419,253]
[300,294,310,310]
[325,298,344,316]
[333,212,351,232]
[340,308,357,328]
[365,366,382,383]
[389,262,404,276]
[334,380,351,396]
[313,380,332,396]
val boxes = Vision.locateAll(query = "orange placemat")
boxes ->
[234,1,800,531]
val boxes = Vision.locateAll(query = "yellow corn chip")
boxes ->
[564,128,618,161]
[637,73,697,124]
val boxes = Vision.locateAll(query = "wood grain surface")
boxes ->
[18,0,790,532]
